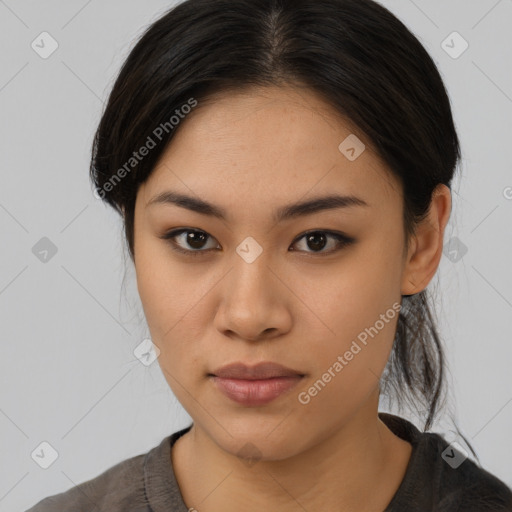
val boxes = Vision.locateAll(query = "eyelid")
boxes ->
[160,228,220,257]
[160,228,355,256]
[291,230,355,255]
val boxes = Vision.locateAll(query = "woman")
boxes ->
[27,0,512,510]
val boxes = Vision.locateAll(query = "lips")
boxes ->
[208,361,305,406]
[210,361,304,380]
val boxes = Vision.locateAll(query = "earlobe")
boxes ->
[400,184,452,296]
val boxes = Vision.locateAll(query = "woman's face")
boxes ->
[133,85,413,460]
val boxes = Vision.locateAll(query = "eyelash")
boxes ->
[160,228,355,257]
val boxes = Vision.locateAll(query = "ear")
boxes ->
[401,184,452,295]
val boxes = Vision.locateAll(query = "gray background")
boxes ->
[0,1,511,510]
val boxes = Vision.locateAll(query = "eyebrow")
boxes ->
[147,190,369,223]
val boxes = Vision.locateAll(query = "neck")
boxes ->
[171,391,411,512]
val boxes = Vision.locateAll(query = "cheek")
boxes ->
[135,236,187,345]
[310,282,399,377]
[319,244,402,335]
[135,230,191,319]
[134,234,213,376]
[302,241,403,399]
[297,299,399,419]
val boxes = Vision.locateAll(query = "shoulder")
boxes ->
[422,432,512,511]
[25,444,157,512]
[379,413,512,511]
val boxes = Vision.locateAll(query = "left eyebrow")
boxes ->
[147,190,370,223]
[276,194,370,222]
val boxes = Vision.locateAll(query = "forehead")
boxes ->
[137,85,402,216]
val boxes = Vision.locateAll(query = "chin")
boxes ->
[209,422,308,463]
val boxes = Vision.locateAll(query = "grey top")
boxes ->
[26,412,512,511]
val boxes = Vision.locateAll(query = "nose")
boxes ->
[213,254,293,342]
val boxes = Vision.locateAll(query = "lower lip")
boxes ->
[210,375,303,406]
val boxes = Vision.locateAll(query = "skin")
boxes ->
[132,85,452,511]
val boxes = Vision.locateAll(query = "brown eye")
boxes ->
[161,228,220,256]
[290,231,355,254]
[160,228,355,257]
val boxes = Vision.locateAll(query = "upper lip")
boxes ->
[210,362,304,380]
